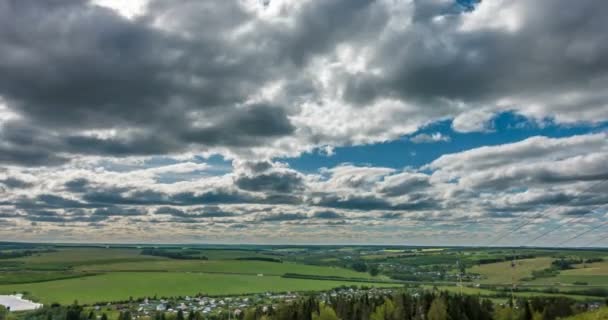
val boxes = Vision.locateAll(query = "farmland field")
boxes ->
[0,272,397,305]
[0,247,394,305]
[75,259,378,278]
[1,245,607,308]
[468,257,554,284]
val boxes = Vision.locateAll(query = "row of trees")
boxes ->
[239,291,591,320]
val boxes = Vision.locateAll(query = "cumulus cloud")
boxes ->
[409,132,451,144]
[0,0,607,166]
[0,0,607,245]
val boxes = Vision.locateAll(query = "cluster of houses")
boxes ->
[99,288,403,319]
[102,292,301,318]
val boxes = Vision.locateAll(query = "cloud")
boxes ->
[0,177,33,189]
[258,212,307,222]
[0,0,606,167]
[0,0,607,245]
[235,171,304,193]
[312,210,343,219]
[409,132,451,144]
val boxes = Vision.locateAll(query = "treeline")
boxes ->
[237,291,594,320]
[18,304,107,320]
[140,249,208,260]
[282,274,397,284]
[0,249,55,259]
[476,254,536,265]
[236,257,283,263]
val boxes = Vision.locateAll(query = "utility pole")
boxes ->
[511,250,516,312]
[456,259,463,295]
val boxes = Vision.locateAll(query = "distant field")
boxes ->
[0,272,397,305]
[568,261,608,276]
[75,259,376,279]
[469,257,554,284]
[0,271,96,285]
[524,260,608,286]
[2,246,606,306]
[12,248,162,270]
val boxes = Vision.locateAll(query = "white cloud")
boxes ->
[410,132,451,143]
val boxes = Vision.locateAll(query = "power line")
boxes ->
[555,220,608,247]
[527,203,608,244]
[485,178,608,246]
[582,232,608,247]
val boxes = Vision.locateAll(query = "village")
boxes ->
[98,287,400,319]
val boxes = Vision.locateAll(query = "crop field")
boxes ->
[0,272,397,305]
[74,259,377,278]
[1,245,607,307]
[468,257,554,284]
[0,247,393,305]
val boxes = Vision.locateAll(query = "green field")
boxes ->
[11,248,162,270]
[74,259,377,278]
[2,245,607,307]
[469,257,554,284]
[0,272,397,305]
[0,247,393,304]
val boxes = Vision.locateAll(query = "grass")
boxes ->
[74,259,377,279]
[468,257,554,284]
[527,260,608,287]
[0,272,397,305]
[567,261,608,276]
[11,248,162,270]
[0,271,96,285]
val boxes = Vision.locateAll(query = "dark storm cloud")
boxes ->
[235,170,304,193]
[180,104,295,147]
[13,194,92,210]
[312,210,343,219]
[93,207,146,216]
[0,0,297,164]
[0,177,33,189]
[315,194,437,212]
[343,0,608,112]
[64,178,91,193]
[1,0,608,167]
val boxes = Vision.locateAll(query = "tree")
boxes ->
[0,306,8,320]
[371,298,397,320]
[494,306,514,320]
[520,302,533,320]
[369,265,380,276]
[101,313,108,320]
[427,298,448,320]
[312,305,341,320]
[119,311,132,320]
[351,261,368,273]
[176,310,184,320]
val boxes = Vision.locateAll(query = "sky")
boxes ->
[0,0,607,246]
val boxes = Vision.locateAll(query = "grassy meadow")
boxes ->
[0,272,396,305]
[469,257,554,284]
[0,246,393,305]
[1,245,607,306]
